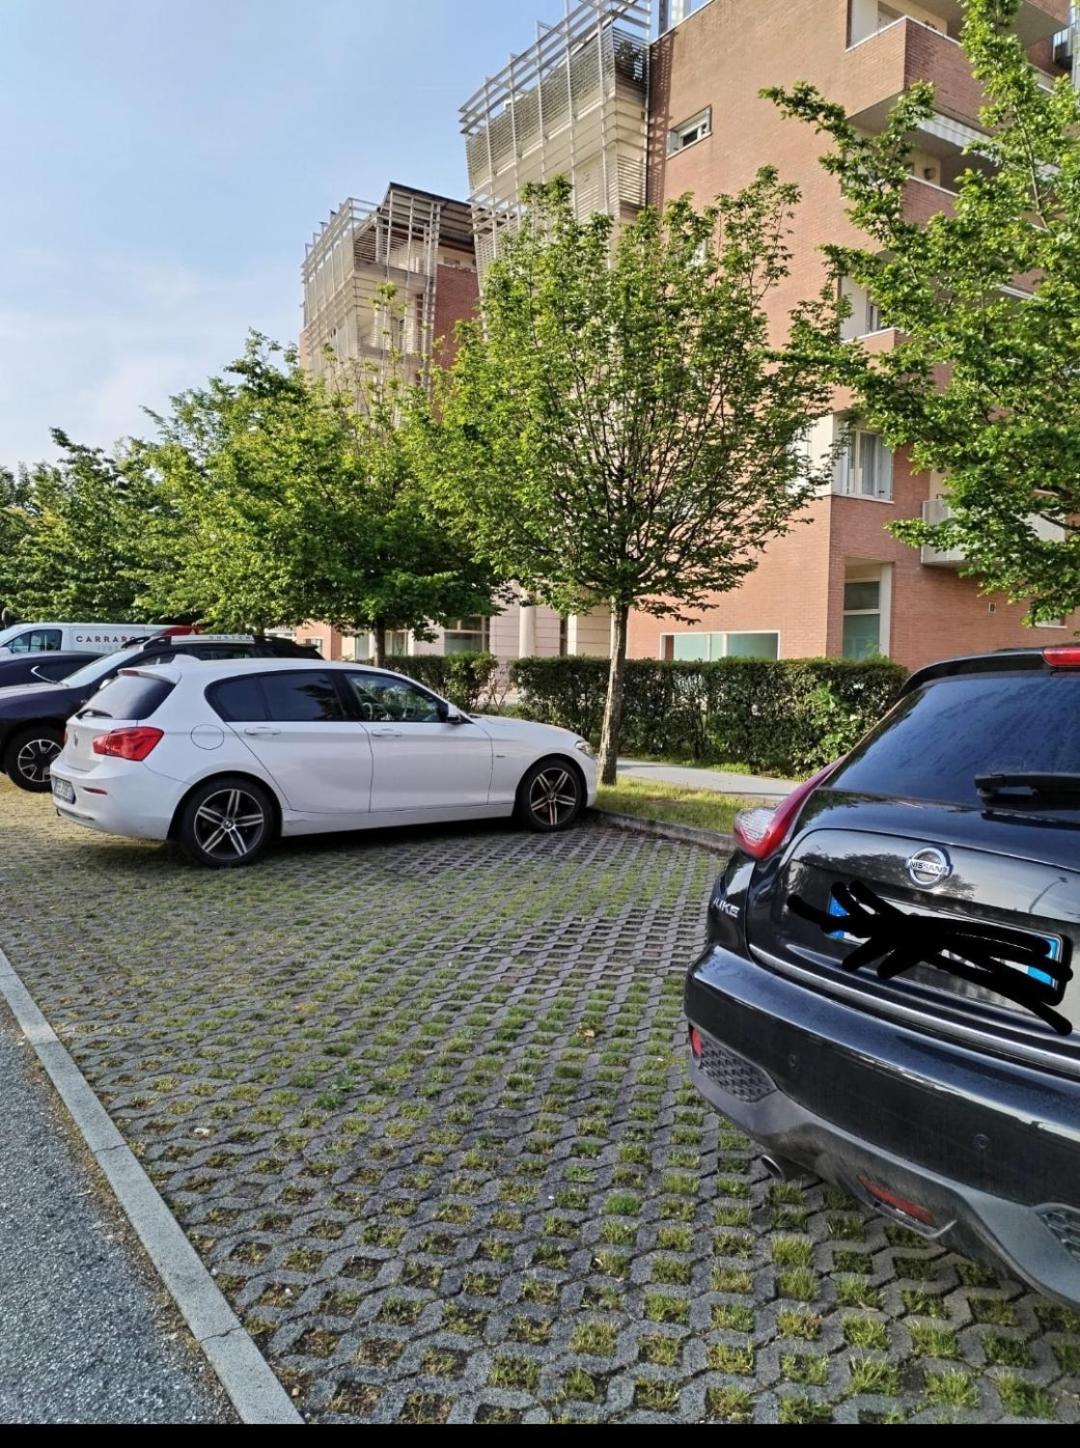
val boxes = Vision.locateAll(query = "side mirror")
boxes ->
[445,707,470,726]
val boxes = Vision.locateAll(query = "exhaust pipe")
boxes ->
[760,1153,804,1183]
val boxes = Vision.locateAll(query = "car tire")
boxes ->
[515,756,585,833]
[4,726,63,792]
[176,776,275,869]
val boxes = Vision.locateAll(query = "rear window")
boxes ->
[829,672,1080,811]
[80,672,175,721]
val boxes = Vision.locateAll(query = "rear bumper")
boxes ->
[686,944,1080,1309]
[49,759,180,842]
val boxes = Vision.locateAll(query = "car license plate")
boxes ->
[51,777,75,804]
[826,894,1063,991]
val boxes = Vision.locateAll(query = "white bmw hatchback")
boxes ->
[49,658,598,868]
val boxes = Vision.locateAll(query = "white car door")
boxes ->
[215,670,373,815]
[343,671,492,813]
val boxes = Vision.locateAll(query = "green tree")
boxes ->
[140,331,502,659]
[768,0,1080,624]
[421,175,841,782]
[0,435,160,623]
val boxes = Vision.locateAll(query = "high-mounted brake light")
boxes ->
[1044,645,1080,669]
[92,726,164,762]
[733,761,840,862]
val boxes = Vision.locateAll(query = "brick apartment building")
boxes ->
[461,0,1079,672]
[297,182,610,665]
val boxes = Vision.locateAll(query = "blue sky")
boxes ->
[0,0,551,468]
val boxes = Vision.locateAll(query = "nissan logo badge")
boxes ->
[907,848,952,889]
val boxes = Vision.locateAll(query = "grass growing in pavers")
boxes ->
[1,789,1078,1423]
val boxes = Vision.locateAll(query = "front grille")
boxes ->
[698,1036,776,1103]
[1039,1205,1080,1265]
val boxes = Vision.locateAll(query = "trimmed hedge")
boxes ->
[509,656,908,776]
[387,652,503,711]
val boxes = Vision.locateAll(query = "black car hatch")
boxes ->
[744,658,1080,1060]
[762,821,1079,1040]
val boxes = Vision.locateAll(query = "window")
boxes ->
[865,296,887,334]
[344,672,443,724]
[829,672,1080,812]
[260,671,347,722]
[79,673,175,721]
[663,631,779,662]
[187,644,258,661]
[443,617,489,655]
[9,628,61,653]
[208,676,269,723]
[843,578,882,659]
[836,430,894,500]
[667,107,711,156]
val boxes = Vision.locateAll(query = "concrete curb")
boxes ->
[592,808,735,856]
[0,946,303,1426]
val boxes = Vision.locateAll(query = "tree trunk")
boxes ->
[597,602,630,787]
[372,621,387,668]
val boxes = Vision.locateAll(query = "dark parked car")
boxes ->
[686,645,1080,1308]
[0,634,320,791]
[0,651,95,688]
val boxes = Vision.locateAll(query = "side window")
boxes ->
[7,631,32,653]
[207,675,269,723]
[260,671,347,722]
[189,645,258,661]
[28,629,62,653]
[345,672,443,724]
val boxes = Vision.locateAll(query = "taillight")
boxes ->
[91,726,163,761]
[1044,645,1080,669]
[733,761,839,861]
[688,1026,703,1060]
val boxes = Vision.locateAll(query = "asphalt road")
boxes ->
[0,1005,231,1424]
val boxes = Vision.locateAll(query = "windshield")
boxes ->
[61,645,144,690]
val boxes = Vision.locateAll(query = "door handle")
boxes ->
[371,729,403,738]
[243,726,281,737]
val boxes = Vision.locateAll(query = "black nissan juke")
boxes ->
[685,645,1080,1308]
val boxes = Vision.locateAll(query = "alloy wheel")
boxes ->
[16,736,60,785]
[528,767,579,828]
[192,787,267,861]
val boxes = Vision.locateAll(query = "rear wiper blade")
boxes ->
[976,772,1080,801]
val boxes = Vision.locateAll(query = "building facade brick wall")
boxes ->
[634,0,1077,672]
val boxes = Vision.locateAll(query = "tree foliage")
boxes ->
[0,435,158,624]
[768,0,1080,623]
[136,331,501,656]
[420,174,842,780]
[1,329,501,655]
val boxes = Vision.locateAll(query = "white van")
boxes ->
[0,622,189,658]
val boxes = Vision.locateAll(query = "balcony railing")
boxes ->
[920,497,966,566]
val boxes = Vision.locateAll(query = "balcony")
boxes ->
[921,496,1067,567]
[461,11,648,200]
[844,17,984,130]
[920,497,965,566]
[864,1,1069,48]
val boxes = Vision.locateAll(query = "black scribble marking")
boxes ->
[788,879,1074,1037]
